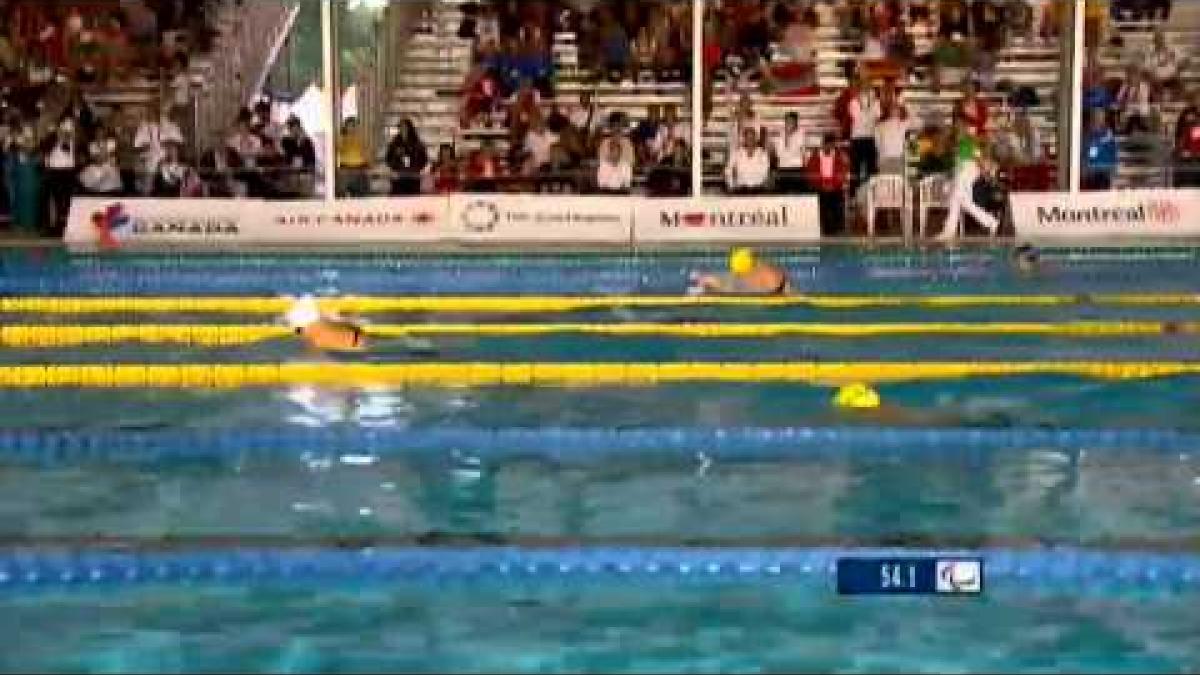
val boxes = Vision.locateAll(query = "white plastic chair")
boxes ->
[864,174,909,238]
[917,174,954,238]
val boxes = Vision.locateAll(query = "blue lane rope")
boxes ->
[0,547,1196,593]
[0,427,1197,465]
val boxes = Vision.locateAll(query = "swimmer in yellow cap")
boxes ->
[833,382,882,410]
[690,248,790,296]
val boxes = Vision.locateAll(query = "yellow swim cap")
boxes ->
[833,383,881,410]
[729,248,757,276]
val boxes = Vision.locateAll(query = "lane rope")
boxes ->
[4,293,1200,314]
[1,427,1197,465]
[0,361,1198,387]
[0,547,1196,592]
[0,321,1194,347]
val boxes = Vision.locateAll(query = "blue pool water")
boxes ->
[0,247,1197,673]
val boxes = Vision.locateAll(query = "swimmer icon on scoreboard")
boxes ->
[837,557,984,596]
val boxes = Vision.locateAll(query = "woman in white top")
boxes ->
[134,105,184,195]
[1116,66,1154,135]
[874,108,911,175]
[79,139,123,195]
[726,127,771,193]
[596,137,634,193]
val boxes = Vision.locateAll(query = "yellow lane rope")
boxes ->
[2,293,1200,314]
[0,362,1197,388]
[0,322,1195,347]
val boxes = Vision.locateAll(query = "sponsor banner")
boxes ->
[1010,190,1200,239]
[447,195,632,243]
[633,197,821,243]
[66,197,450,248]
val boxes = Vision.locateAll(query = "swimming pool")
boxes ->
[0,247,1197,673]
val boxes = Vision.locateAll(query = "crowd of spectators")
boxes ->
[710,0,1060,234]
[0,0,318,237]
[360,0,694,197]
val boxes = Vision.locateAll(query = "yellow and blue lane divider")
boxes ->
[0,321,1194,347]
[0,361,1199,388]
[4,292,1200,314]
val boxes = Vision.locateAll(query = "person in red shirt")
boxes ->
[1174,90,1200,187]
[834,70,863,140]
[429,144,462,193]
[465,139,503,192]
[954,80,989,138]
[806,133,852,236]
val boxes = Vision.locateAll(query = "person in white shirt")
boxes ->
[875,108,911,175]
[42,117,81,234]
[727,93,758,156]
[650,104,688,163]
[726,127,771,193]
[848,81,882,188]
[595,137,633,193]
[79,138,123,195]
[523,117,561,174]
[1145,29,1187,101]
[570,91,601,137]
[134,104,184,195]
[226,114,265,198]
[772,112,807,192]
[1116,65,1154,135]
[937,147,999,242]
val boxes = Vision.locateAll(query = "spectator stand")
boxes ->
[1095,2,1200,188]
[702,1,1065,238]
[376,1,692,196]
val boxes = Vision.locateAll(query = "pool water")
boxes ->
[0,248,1198,673]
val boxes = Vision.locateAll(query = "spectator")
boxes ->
[596,136,633,194]
[847,73,882,188]
[1083,110,1118,190]
[1174,90,1200,187]
[780,8,818,65]
[648,138,690,196]
[954,80,989,138]
[652,104,688,163]
[522,116,560,176]
[1144,29,1186,102]
[727,93,758,156]
[278,116,316,199]
[152,139,198,197]
[428,144,462,194]
[384,118,428,196]
[771,111,808,192]
[806,133,850,236]
[600,13,631,82]
[461,63,501,127]
[41,117,80,235]
[569,90,601,139]
[465,139,502,192]
[632,104,662,164]
[506,78,542,139]
[134,103,184,195]
[875,106,910,176]
[996,107,1043,167]
[1115,65,1154,134]
[916,119,955,177]
[5,126,41,235]
[336,116,368,197]
[79,137,123,195]
[725,126,771,194]
[537,143,579,194]
[930,32,972,93]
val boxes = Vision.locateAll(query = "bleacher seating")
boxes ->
[377,0,690,193]
[703,23,1065,191]
[1098,4,1200,188]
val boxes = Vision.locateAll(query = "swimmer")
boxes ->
[828,382,988,426]
[284,296,439,356]
[1011,243,1042,276]
[285,296,369,353]
[690,248,790,296]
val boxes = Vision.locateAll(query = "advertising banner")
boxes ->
[632,197,821,243]
[1010,190,1200,239]
[65,197,450,248]
[446,195,632,244]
